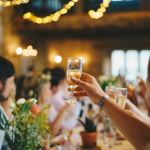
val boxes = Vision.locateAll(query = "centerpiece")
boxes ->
[0,97,51,150]
[78,117,97,148]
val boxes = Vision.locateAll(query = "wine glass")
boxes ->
[65,57,83,104]
[115,88,127,109]
[103,114,116,150]
[105,86,116,100]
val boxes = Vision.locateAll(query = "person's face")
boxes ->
[42,81,52,101]
[0,76,14,102]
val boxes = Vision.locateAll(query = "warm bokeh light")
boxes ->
[23,0,78,24]
[55,55,62,63]
[16,47,22,55]
[22,46,37,57]
[79,57,85,63]
[1,0,29,7]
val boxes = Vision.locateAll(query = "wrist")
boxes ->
[96,92,106,105]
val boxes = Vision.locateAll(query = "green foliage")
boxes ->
[78,117,96,133]
[0,98,51,150]
[98,76,118,91]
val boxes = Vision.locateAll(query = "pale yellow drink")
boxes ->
[115,96,127,108]
[67,70,81,92]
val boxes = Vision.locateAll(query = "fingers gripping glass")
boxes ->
[65,58,83,104]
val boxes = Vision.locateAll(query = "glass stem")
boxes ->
[71,91,74,100]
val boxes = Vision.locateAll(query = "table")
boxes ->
[51,125,136,150]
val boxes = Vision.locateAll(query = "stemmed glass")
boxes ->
[115,88,127,109]
[65,57,83,104]
[103,114,116,150]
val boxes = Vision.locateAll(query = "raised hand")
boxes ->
[68,73,106,105]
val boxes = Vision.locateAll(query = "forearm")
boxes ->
[103,98,150,150]
[49,108,65,136]
[125,99,150,127]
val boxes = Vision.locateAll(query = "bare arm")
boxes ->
[49,104,72,137]
[125,99,150,127]
[70,73,150,150]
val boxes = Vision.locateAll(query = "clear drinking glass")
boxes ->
[105,86,116,100]
[103,114,116,150]
[62,141,80,150]
[115,88,127,109]
[65,57,83,104]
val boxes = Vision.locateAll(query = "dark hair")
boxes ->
[50,67,66,88]
[28,66,34,72]
[0,56,15,84]
[148,58,150,82]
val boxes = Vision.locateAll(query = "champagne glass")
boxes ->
[103,114,116,150]
[65,57,83,104]
[115,88,127,108]
[105,86,116,100]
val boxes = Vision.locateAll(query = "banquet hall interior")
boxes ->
[0,0,150,150]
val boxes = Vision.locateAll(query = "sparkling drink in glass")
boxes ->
[65,57,83,104]
[115,88,127,108]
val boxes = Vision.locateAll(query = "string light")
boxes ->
[1,0,29,7]
[88,0,111,19]
[22,45,38,57]
[23,0,78,24]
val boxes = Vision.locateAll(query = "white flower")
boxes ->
[41,74,46,79]
[17,98,26,105]
[29,90,34,97]
[9,103,16,109]
[27,98,37,104]
[46,74,51,80]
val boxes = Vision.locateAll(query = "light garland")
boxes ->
[88,0,111,19]
[0,0,29,7]
[23,0,78,24]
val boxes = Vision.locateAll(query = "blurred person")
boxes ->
[69,66,150,150]
[15,75,26,100]
[27,65,35,76]
[45,67,81,129]
[0,56,15,150]
[23,75,73,136]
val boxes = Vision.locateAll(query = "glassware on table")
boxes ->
[115,88,127,109]
[65,57,83,104]
[103,114,117,150]
[62,141,80,150]
[105,86,116,100]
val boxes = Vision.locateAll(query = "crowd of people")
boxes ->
[1,55,150,150]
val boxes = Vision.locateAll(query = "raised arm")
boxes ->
[70,73,150,150]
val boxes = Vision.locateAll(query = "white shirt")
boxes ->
[48,90,82,129]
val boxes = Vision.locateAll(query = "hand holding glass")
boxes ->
[65,58,83,104]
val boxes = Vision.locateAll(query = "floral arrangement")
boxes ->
[0,97,51,150]
[97,75,118,91]
[28,72,51,98]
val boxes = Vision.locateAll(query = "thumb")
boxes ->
[71,77,86,87]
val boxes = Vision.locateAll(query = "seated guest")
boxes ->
[23,75,73,136]
[69,58,150,150]
[0,56,15,150]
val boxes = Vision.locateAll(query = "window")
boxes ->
[111,50,125,77]
[126,50,138,80]
[84,0,141,13]
[111,50,150,81]
[140,50,150,80]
